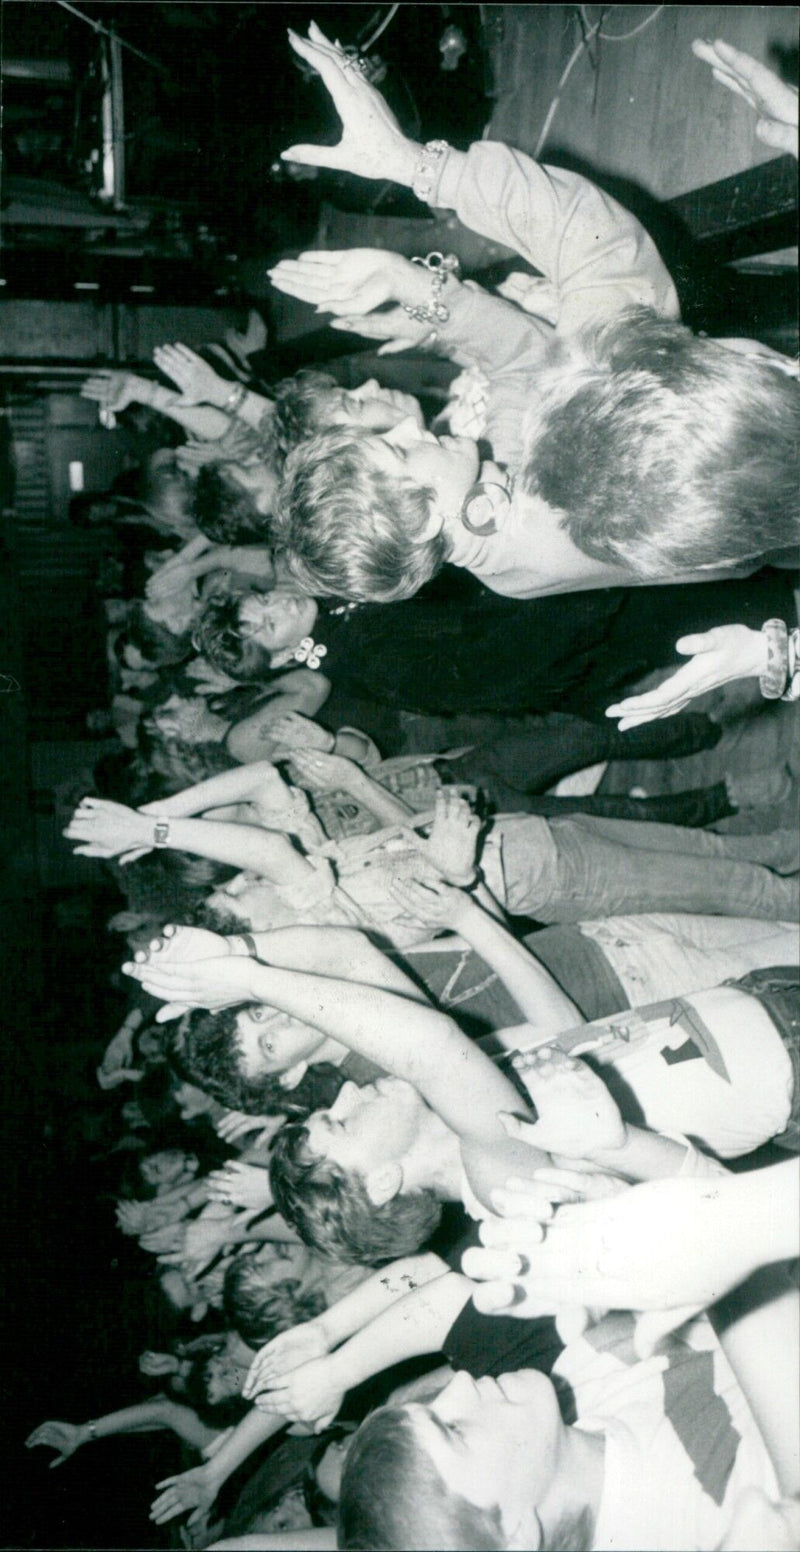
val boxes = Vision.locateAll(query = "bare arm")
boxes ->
[226,675,331,763]
[248,925,429,1002]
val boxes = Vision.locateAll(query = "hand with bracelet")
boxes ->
[152,343,239,410]
[268,247,449,322]
[123,951,263,1018]
[404,788,481,888]
[606,620,799,728]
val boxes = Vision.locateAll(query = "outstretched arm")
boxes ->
[389,877,582,1034]
[244,1251,446,1399]
[280,25,677,332]
[126,954,550,1185]
[150,1406,287,1530]
[26,1397,218,1465]
[251,1272,469,1429]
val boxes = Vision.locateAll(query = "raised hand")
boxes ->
[281,23,415,184]
[130,923,230,968]
[152,344,230,407]
[206,1161,273,1211]
[285,747,359,792]
[268,712,334,754]
[26,1420,88,1467]
[244,1319,329,1400]
[692,38,799,155]
[389,874,471,932]
[252,1353,345,1432]
[117,1197,190,1238]
[502,1045,627,1162]
[408,789,480,886]
[123,953,257,1015]
[64,797,152,861]
[463,1172,748,1321]
[215,1109,281,1146]
[268,249,428,318]
[606,624,768,728]
[81,370,150,414]
[150,1464,217,1529]
[329,306,434,355]
[139,1350,181,1378]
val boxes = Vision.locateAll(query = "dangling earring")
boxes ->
[459,479,513,536]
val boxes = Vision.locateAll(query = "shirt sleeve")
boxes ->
[429,141,680,334]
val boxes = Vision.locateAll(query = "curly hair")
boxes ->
[192,464,275,544]
[259,370,341,473]
[193,591,274,683]
[339,1405,506,1550]
[269,1121,442,1266]
[521,306,800,577]
[222,1250,326,1347]
[174,1007,346,1117]
[274,426,446,603]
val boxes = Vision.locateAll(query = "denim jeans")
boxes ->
[484,815,800,923]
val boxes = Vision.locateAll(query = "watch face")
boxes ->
[154,821,170,846]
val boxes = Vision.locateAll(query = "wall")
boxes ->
[485,4,798,198]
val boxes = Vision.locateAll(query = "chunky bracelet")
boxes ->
[411,138,450,203]
[782,626,800,702]
[152,817,171,848]
[222,381,248,417]
[403,252,460,326]
[759,618,790,699]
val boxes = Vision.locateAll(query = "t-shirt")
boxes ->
[554,1313,778,1551]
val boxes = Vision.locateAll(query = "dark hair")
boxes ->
[521,307,800,576]
[222,1250,326,1347]
[174,1007,346,1116]
[193,591,274,683]
[193,465,274,544]
[127,600,193,667]
[339,1406,506,1549]
[269,1121,442,1265]
[274,426,446,603]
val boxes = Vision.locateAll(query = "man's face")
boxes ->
[234,1005,326,1079]
[407,1368,562,1538]
[305,1078,428,1177]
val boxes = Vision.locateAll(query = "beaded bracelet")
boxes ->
[759,618,789,699]
[403,251,460,326]
[411,138,450,203]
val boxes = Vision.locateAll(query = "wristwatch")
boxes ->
[152,818,171,847]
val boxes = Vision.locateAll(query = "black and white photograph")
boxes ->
[1,4,798,1549]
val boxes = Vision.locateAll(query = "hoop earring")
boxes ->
[460,480,512,536]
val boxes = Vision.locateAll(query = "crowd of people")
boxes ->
[25,24,799,1551]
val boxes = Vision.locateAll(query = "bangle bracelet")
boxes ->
[759,618,789,699]
[411,138,450,203]
[87,1421,97,1440]
[404,251,460,326]
[223,381,248,417]
[240,931,259,960]
[152,818,170,848]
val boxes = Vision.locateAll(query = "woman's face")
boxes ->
[234,1004,326,1078]
[251,1240,311,1287]
[407,1369,563,1539]
[140,1147,196,1189]
[366,417,480,513]
[323,381,425,433]
[238,587,318,659]
[147,694,227,745]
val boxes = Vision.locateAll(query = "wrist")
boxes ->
[81,1421,96,1445]
[589,1121,634,1163]
[389,138,423,188]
